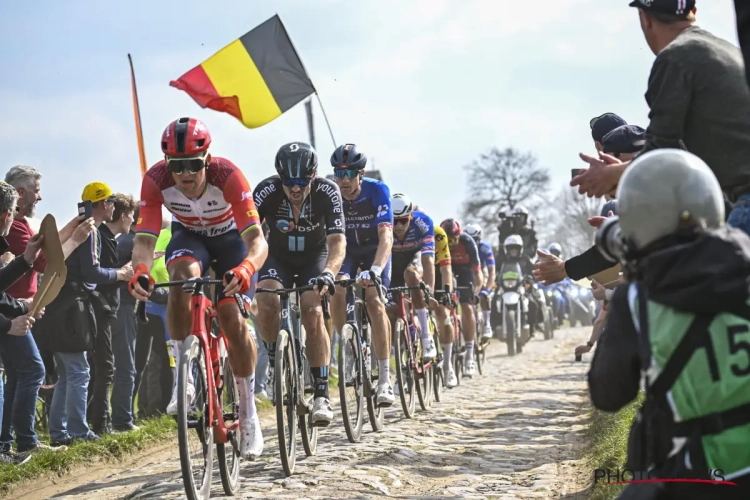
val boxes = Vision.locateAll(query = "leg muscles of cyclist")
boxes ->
[255,280,282,345]
[217,301,257,378]
[366,285,391,384]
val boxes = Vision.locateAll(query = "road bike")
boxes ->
[255,283,330,477]
[434,285,464,387]
[388,282,437,417]
[335,277,386,442]
[136,273,248,500]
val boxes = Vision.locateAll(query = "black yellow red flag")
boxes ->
[170,15,315,128]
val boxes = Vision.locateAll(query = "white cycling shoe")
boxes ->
[465,359,477,378]
[376,384,395,407]
[311,397,334,426]
[445,367,458,388]
[482,325,493,340]
[166,380,196,416]
[239,413,264,460]
[421,336,437,359]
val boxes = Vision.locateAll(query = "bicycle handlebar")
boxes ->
[333,274,387,305]
[388,281,433,304]
[135,271,250,324]
[433,284,458,308]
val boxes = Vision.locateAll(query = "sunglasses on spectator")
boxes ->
[589,113,617,129]
[333,168,360,179]
[394,216,411,226]
[166,153,207,175]
[281,176,312,188]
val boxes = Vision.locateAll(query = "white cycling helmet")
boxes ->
[548,242,562,258]
[504,234,524,257]
[391,193,414,218]
[465,223,482,240]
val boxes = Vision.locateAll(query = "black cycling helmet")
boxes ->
[275,142,318,179]
[331,143,367,170]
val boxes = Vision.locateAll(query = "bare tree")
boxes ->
[536,186,604,258]
[461,148,550,241]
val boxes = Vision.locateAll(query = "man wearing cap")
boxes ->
[602,125,646,162]
[590,113,627,153]
[573,0,750,237]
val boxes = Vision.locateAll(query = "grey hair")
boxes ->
[5,165,42,189]
[0,181,19,214]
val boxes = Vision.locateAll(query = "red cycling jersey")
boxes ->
[136,157,261,238]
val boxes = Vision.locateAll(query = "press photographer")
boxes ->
[588,149,750,499]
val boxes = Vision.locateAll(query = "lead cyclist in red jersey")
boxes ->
[128,117,268,460]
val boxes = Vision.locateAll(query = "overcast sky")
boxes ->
[0,0,740,237]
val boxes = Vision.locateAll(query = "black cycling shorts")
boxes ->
[257,250,327,289]
[454,265,475,304]
[390,251,421,288]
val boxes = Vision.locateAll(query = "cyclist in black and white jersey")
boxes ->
[252,142,346,426]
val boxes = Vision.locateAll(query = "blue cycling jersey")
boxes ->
[478,241,496,268]
[343,177,393,248]
[392,210,435,256]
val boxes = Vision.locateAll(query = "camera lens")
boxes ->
[595,216,623,263]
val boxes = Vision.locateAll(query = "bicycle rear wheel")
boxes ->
[393,319,416,418]
[454,317,464,385]
[339,323,364,443]
[416,317,436,410]
[177,335,213,500]
[299,355,318,457]
[275,330,298,477]
[476,338,485,376]
[216,338,240,496]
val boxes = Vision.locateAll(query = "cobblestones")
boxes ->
[44,328,592,499]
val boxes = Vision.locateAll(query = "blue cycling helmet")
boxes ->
[331,144,367,170]
[548,242,562,258]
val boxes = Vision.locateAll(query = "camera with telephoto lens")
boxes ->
[595,216,627,264]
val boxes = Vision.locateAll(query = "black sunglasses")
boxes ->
[166,156,207,175]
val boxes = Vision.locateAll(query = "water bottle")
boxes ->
[408,323,416,343]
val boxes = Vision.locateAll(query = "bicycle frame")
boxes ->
[389,285,433,375]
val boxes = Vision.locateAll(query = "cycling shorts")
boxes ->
[390,251,421,288]
[256,250,327,289]
[339,246,392,289]
[454,265,475,304]
[165,223,257,304]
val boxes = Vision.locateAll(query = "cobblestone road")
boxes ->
[24,327,592,499]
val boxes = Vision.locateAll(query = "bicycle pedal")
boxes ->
[312,419,331,428]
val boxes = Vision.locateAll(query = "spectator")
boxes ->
[103,195,138,432]
[574,0,750,237]
[0,181,63,456]
[601,125,646,163]
[590,113,627,152]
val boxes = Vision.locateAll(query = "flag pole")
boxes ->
[315,93,337,149]
[128,53,148,177]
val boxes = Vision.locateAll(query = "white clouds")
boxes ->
[1,0,742,229]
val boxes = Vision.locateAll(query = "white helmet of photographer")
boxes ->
[617,149,724,250]
[391,193,414,218]
[465,223,482,239]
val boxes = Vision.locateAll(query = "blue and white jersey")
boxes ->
[392,210,435,256]
[477,241,496,269]
[343,178,393,248]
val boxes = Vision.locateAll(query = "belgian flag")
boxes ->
[170,15,315,128]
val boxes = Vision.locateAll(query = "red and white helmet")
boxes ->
[161,117,212,157]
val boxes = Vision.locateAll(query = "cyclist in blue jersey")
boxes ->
[329,144,396,406]
[465,223,496,341]
[388,193,437,359]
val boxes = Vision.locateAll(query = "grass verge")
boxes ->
[584,391,645,500]
[0,416,176,495]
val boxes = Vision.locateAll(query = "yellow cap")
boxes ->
[81,182,114,203]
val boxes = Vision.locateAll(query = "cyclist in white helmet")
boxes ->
[465,223,496,341]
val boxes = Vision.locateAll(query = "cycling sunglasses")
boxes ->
[333,168,360,179]
[394,216,411,226]
[166,154,207,175]
[281,176,312,188]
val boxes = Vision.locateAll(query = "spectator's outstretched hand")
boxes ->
[572,153,622,197]
[23,232,45,265]
[532,249,567,286]
[588,211,615,229]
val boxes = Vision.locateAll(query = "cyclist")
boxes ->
[464,223,496,341]
[129,117,268,459]
[431,221,458,387]
[440,219,482,377]
[388,193,437,359]
[252,142,346,426]
[548,242,562,259]
[329,144,395,406]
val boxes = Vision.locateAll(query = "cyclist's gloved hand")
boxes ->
[478,288,490,297]
[224,259,256,296]
[357,265,382,285]
[314,270,335,295]
[128,263,154,301]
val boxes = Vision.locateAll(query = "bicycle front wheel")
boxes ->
[177,335,213,500]
[338,323,364,443]
[216,337,240,496]
[299,355,318,457]
[432,316,444,402]
[393,319,416,418]
[275,329,298,477]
